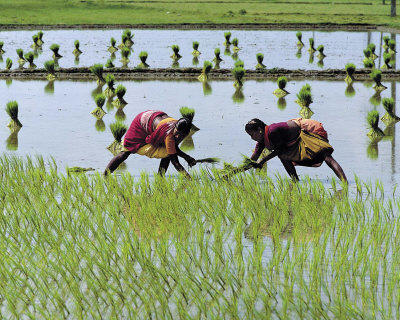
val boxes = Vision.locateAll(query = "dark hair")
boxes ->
[176,117,192,135]
[245,118,266,133]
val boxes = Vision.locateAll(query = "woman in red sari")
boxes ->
[105,110,196,177]
[245,118,347,182]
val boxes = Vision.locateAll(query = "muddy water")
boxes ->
[0,29,397,70]
[0,78,399,192]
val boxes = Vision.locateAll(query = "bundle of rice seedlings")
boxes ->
[192,41,200,56]
[383,36,390,50]
[90,64,105,86]
[122,29,134,47]
[73,40,82,56]
[224,32,232,46]
[232,38,239,53]
[91,94,107,119]
[308,38,316,53]
[370,69,387,92]
[363,59,374,69]
[367,43,378,60]
[273,76,289,98]
[179,106,195,122]
[50,44,62,59]
[317,45,326,60]
[220,155,257,178]
[363,49,374,68]
[0,41,4,54]
[213,48,223,63]
[232,66,245,88]
[234,60,244,68]
[37,31,44,45]
[108,37,118,53]
[296,31,304,48]
[344,63,356,84]
[107,121,128,155]
[138,51,149,68]
[105,58,115,69]
[24,52,36,68]
[112,84,128,108]
[367,110,385,139]
[381,52,392,69]
[104,74,116,98]
[296,84,313,117]
[388,39,396,54]
[255,53,266,69]
[381,97,400,125]
[171,45,182,60]
[120,47,131,65]
[31,34,40,49]
[344,84,355,98]
[44,60,56,80]
[198,61,212,82]
[6,58,12,70]
[6,101,22,131]
[16,48,26,64]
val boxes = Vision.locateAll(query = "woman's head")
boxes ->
[245,118,266,142]
[174,117,192,141]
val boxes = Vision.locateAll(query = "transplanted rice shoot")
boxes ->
[317,45,326,59]
[255,53,266,69]
[232,66,245,88]
[296,84,313,118]
[138,51,149,68]
[31,34,40,48]
[382,52,392,69]
[213,48,222,63]
[367,110,385,139]
[383,35,390,49]
[91,94,107,119]
[368,43,378,60]
[73,40,82,56]
[107,121,128,155]
[0,41,4,54]
[105,58,115,69]
[232,38,239,53]
[273,76,289,98]
[370,69,387,92]
[388,39,396,53]
[308,38,316,53]
[104,74,116,98]
[6,57,12,70]
[108,37,118,53]
[224,31,231,46]
[90,63,105,86]
[344,63,356,84]
[381,97,400,125]
[363,49,374,68]
[6,101,22,131]
[16,48,26,64]
[37,31,44,45]
[192,41,200,56]
[50,44,62,58]
[113,84,128,108]
[44,60,56,80]
[171,45,181,60]
[24,51,36,68]
[122,29,134,47]
[296,31,304,47]
[120,47,131,66]
[198,60,212,82]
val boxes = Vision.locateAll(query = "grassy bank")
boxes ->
[1,0,400,28]
[0,155,399,318]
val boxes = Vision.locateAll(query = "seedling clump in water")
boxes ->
[104,74,116,98]
[213,48,223,67]
[317,45,326,60]
[16,48,26,65]
[120,47,131,66]
[367,43,378,60]
[273,76,289,98]
[138,51,149,69]
[73,40,82,56]
[381,97,400,125]
[308,38,316,53]
[198,61,212,82]
[296,83,313,118]
[91,94,107,119]
[232,38,239,53]
[90,63,106,86]
[224,32,232,46]
[232,66,245,88]
[296,31,304,48]
[24,52,36,69]
[6,101,22,132]
[344,63,356,84]
[370,69,387,92]
[0,41,5,54]
[105,58,115,69]
[192,41,200,56]
[255,53,266,69]
[113,84,128,108]
[107,121,128,155]
[108,37,118,53]
[50,44,62,59]
[171,45,182,60]
[6,57,12,70]
[382,52,392,69]
[363,49,374,68]
[44,60,56,80]
[367,110,385,139]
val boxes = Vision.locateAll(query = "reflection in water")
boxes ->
[44,81,54,95]
[383,124,395,141]
[308,52,314,64]
[115,108,126,121]
[214,61,221,70]
[110,53,116,61]
[171,61,180,69]
[345,84,356,97]
[369,92,381,106]
[106,99,115,112]
[231,52,238,61]
[6,79,12,87]
[367,139,380,160]
[95,119,106,132]
[296,48,302,59]
[192,57,199,66]
[202,81,212,96]
[277,97,287,110]
[232,88,245,103]
[74,56,80,66]
[54,57,60,69]
[363,80,373,88]
[91,85,103,100]
[6,130,19,151]
[0,54,3,63]
[317,58,324,68]
[224,47,231,56]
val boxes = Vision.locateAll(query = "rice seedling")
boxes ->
[255,53,266,69]
[381,52,392,69]
[171,45,182,60]
[273,76,289,98]
[6,57,12,70]
[0,41,4,54]
[108,37,118,53]
[224,32,232,46]
[5,101,22,131]
[44,60,56,80]
[73,40,82,56]
[308,38,316,53]
[232,66,245,88]
[37,31,44,45]
[367,110,385,139]
[91,94,107,119]
[363,58,374,69]
[344,63,356,84]
[120,47,131,66]
[112,84,128,108]
[369,69,387,92]
[50,44,62,59]
[192,41,200,56]
[367,43,378,60]
[232,38,239,53]
[31,34,40,49]
[104,74,116,98]
[138,51,149,69]
[213,48,223,63]
[16,48,26,65]
[381,97,400,125]
[296,31,304,48]
[383,36,390,49]
[90,64,105,86]
[122,29,134,47]
[388,39,396,54]
[107,121,128,155]
[295,84,313,118]
[105,58,115,69]
[24,52,36,69]
[317,45,326,60]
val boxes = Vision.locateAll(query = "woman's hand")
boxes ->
[252,162,263,169]
[186,156,197,167]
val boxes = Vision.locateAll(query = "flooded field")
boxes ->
[1,77,399,191]
[0,29,398,70]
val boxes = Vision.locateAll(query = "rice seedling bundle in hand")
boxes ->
[273,76,289,98]
[219,155,257,179]
[296,31,304,48]
[6,57,12,70]
[197,61,212,82]
[50,44,62,59]
[138,51,149,68]
[255,53,266,69]
[108,37,118,53]
[0,41,4,54]
[367,43,378,60]
[344,63,356,84]
[16,48,26,64]
[91,94,107,119]
[120,47,131,65]
[383,36,390,49]
[90,63,105,86]
[112,84,128,108]
[6,101,22,131]
[370,69,387,92]
[213,48,223,63]
[317,45,326,60]
[232,38,239,53]
[192,41,200,56]
[388,39,396,54]
[44,60,56,80]
[171,45,182,60]
[24,52,36,68]
[107,121,128,154]
[232,66,245,88]
[179,106,196,123]
[37,31,44,45]
[73,40,82,56]
[367,110,385,139]
[308,38,316,53]
[105,58,115,69]
[381,97,400,125]
[382,52,392,69]
[104,74,116,98]
[224,32,232,46]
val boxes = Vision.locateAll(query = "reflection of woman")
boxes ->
[245,118,347,182]
[105,110,196,177]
